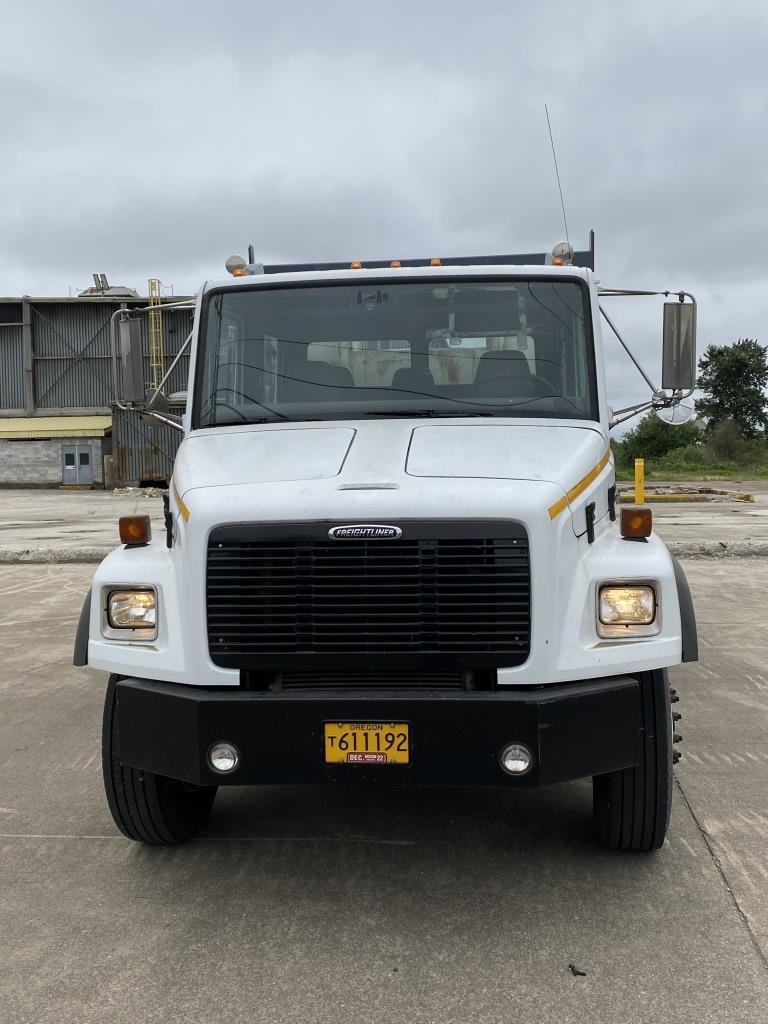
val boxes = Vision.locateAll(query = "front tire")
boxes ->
[102,675,217,844]
[592,669,673,852]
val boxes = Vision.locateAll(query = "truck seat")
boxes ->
[474,349,532,382]
[390,367,436,394]
[282,358,354,399]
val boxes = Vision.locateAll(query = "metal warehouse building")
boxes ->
[0,294,191,487]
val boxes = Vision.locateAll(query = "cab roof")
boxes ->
[203,262,593,294]
[203,233,596,294]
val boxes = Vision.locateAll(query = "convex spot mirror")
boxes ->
[655,399,695,426]
[662,300,696,391]
[140,390,171,430]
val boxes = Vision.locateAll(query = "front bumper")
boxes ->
[115,676,643,787]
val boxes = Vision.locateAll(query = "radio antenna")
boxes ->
[545,103,570,247]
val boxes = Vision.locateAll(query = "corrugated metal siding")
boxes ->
[32,303,116,408]
[0,303,25,409]
[0,298,194,414]
[113,406,183,484]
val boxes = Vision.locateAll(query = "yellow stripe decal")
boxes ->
[172,479,190,522]
[548,451,612,520]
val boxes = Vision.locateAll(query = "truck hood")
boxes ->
[174,424,356,489]
[405,423,606,484]
[173,420,609,518]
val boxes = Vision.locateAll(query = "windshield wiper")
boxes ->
[211,415,324,426]
[199,388,293,424]
[363,410,495,418]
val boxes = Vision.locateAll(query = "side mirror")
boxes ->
[662,300,696,391]
[118,317,145,403]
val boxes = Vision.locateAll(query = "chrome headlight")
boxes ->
[103,588,157,640]
[597,583,659,638]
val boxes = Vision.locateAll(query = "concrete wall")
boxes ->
[0,438,104,487]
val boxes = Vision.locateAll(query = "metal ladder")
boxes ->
[147,278,165,390]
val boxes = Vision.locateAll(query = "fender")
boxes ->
[671,556,698,663]
[73,589,92,667]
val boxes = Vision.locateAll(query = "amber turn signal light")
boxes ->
[119,515,152,546]
[620,507,652,539]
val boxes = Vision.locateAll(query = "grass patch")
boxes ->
[614,445,768,480]
[613,416,768,480]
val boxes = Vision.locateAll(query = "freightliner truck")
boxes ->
[74,235,698,851]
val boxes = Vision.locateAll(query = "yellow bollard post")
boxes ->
[634,458,645,504]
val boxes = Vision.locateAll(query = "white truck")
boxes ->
[74,236,697,851]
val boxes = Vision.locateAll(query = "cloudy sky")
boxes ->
[2,0,767,414]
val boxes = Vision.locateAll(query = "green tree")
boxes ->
[696,339,768,438]
[615,412,701,463]
[708,420,747,460]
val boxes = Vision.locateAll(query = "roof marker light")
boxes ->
[430,258,442,266]
[350,260,362,269]
[225,255,247,276]
[390,260,401,268]
[551,241,574,266]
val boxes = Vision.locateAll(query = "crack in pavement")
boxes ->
[675,775,768,971]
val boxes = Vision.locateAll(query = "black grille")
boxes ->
[276,670,468,690]
[207,522,530,670]
[241,668,497,691]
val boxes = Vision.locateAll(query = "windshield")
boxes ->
[195,278,596,426]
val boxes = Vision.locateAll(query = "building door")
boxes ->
[62,443,93,484]
[62,445,78,484]
[77,445,93,484]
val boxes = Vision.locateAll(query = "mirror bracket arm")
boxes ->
[599,304,658,394]
[111,304,194,418]
[146,333,192,406]
[140,410,184,432]
[601,289,698,428]
[609,400,654,429]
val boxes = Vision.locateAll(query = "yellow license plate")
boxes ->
[324,722,410,765]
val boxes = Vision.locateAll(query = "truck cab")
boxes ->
[75,240,697,851]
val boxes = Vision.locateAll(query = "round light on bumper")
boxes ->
[500,742,534,776]
[208,742,240,775]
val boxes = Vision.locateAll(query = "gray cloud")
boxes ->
[2,0,767,418]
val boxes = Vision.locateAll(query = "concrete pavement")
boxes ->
[0,561,767,1022]
[649,499,768,555]
[0,489,166,561]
